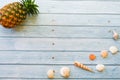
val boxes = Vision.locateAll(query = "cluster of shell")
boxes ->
[47,49,119,79]
[108,30,119,54]
[96,30,119,72]
[100,46,119,59]
[106,30,119,54]
[47,30,119,79]
[97,46,118,72]
[47,67,70,79]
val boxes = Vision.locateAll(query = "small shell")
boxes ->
[96,64,105,72]
[60,67,70,78]
[47,69,55,79]
[109,46,118,54]
[74,61,94,72]
[113,31,119,40]
[89,54,96,61]
[101,50,108,58]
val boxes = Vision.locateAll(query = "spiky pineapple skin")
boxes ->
[0,2,27,28]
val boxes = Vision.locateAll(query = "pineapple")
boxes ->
[0,0,39,28]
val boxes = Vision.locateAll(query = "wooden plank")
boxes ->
[0,65,119,78]
[0,26,119,38]
[1,0,120,14]
[21,14,120,26]
[0,38,119,51]
[38,0,120,14]
[0,51,120,64]
[0,78,119,80]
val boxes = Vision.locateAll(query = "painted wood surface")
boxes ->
[0,51,120,64]
[1,0,120,14]
[0,26,119,38]
[0,38,119,51]
[0,65,119,78]
[0,0,120,80]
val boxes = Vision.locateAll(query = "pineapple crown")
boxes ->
[21,0,39,15]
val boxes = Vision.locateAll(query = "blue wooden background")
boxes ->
[0,0,120,80]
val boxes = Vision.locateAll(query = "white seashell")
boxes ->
[101,50,108,58]
[113,31,119,40]
[109,46,118,54]
[60,67,70,78]
[47,69,55,79]
[96,64,105,72]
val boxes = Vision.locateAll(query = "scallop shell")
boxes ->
[101,50,108,58]
[109,46,118,54]
[47,69,55,79]
[74,61,94,72]
[60,67,70,78]
[96,64,105,72]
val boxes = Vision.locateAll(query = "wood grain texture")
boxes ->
[0,79,119,80]
[22,14,120,26]
[0,78,119,80]
[0,38,119,50]
[0,51,119,64]
[1,0,120,14]
[0,14,120,26]
[0,65,119,78]
[0,26,119,38]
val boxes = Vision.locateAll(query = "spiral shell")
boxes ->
[113,31,119,40]
[74,61,94,72]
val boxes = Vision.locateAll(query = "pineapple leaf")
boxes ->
[21,0,39,15]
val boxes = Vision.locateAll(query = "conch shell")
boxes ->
[74,61,94,72]
[113,30,119,40]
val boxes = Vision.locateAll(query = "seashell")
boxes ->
[101,50,108,58]
[60,67,70,78]
[89,53,96,61]
[96,64,105,72]
[113,31,119,40]
[109,46,118,54]
[47,69,55,79]
[74,61,94,72]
